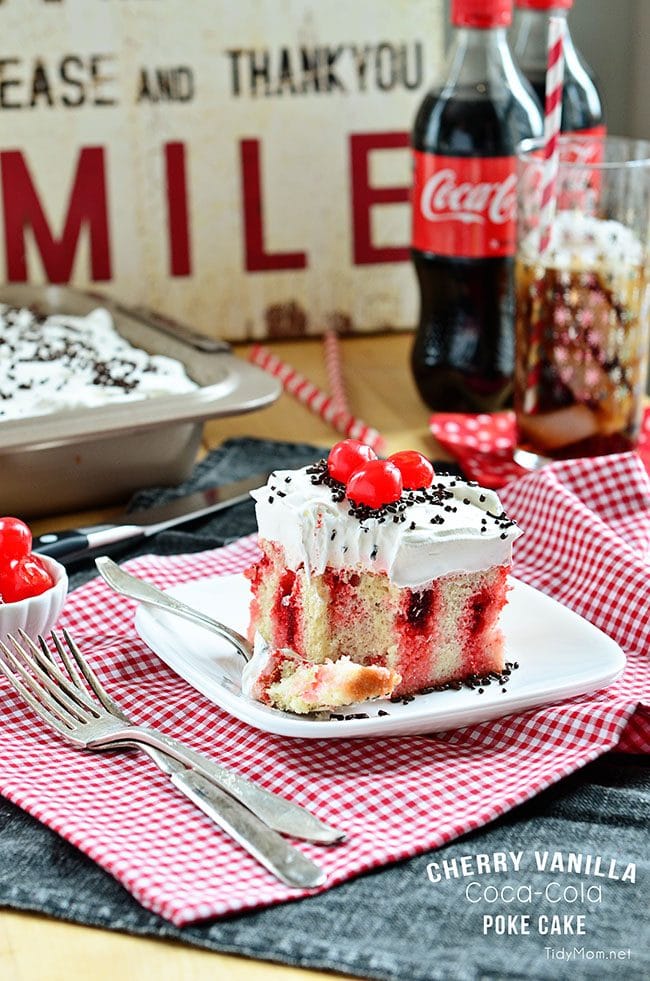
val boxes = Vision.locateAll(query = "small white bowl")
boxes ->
[0,555,68,642]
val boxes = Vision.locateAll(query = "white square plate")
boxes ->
[134,574,625,739]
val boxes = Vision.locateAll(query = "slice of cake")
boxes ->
[245,441,522,712]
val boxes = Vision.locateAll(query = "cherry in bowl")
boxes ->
[0,516,32,566]
[0,517,68,640]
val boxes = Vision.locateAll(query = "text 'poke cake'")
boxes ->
[244,441,522,714]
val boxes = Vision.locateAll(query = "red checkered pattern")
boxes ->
[430,405,650,488]
[0,458,648,926]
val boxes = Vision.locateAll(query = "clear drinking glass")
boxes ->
[514,135,650,466]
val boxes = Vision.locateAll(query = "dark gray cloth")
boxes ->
[1,438,647,981]
[1,757,647,981]
[68,437,330,582]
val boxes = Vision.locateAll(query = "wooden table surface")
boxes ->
[1,331,446,981]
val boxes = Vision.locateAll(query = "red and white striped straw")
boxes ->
[524,15,566,414]
[323,330,349,413]
[538,15,566,255]
[249,344,386,454]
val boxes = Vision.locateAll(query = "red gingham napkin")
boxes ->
[0,455,649,926]
[430,405,650,488]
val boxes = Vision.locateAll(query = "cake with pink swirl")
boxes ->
[243,441,521,714]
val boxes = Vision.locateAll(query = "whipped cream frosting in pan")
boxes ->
[252,462,522,587]
[0,305,197,420]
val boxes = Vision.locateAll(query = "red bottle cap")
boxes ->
[451,0,513,28]
[515,0,573,9]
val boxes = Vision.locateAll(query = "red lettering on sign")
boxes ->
[350,132,409,265]
[165,141,192,277]
[1,146,111,282]
[240,138,307,272]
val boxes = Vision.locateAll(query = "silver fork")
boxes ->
[0,630,333,888]
[0,629,342,844]
[95,556,253,663]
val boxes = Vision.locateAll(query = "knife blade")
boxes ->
[32,471,270,564]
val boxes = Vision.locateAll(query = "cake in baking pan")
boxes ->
[0,305,197,421]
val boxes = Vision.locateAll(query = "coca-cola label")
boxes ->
[412,151,516,258]
[562,125,607,166]
[556,126,607,210]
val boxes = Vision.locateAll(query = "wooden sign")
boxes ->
[0,0,444,338]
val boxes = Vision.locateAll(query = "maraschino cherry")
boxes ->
[327,439,376,483]
[346,460,403,509]
[1,555,54,603]
[0,516,54,603]
[388,451,435,490]
[0,516,32,567]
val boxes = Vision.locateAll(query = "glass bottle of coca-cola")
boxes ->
[513,0,605,149]
[410,0,543,413]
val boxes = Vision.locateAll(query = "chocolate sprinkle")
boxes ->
[328,712,372,721]
[299,458,518,545]
[405,661,519,698]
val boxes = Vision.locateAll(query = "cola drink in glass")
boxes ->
[410,0,543,413]
[512,0,605,157]
[514,136,650,464]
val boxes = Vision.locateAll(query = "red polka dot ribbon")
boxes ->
[430,406,650,488]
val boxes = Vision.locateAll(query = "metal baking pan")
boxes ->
[0,285,280,517]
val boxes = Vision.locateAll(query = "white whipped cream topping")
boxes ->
[519,212,644,272]
[0,305,197,420]
[241,633,278,700]
[252,464,522,588]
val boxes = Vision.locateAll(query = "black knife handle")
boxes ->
[33,530,89,561]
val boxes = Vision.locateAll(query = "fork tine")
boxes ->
[37,634,95,724]
[57,629,127,720]
[0,640,77,732]
[15,629,101,717]
[7,633,98,722]
[37,634,56,665]
[46,631,86,690]
[35,635,78,718]
[38,633,82,687]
